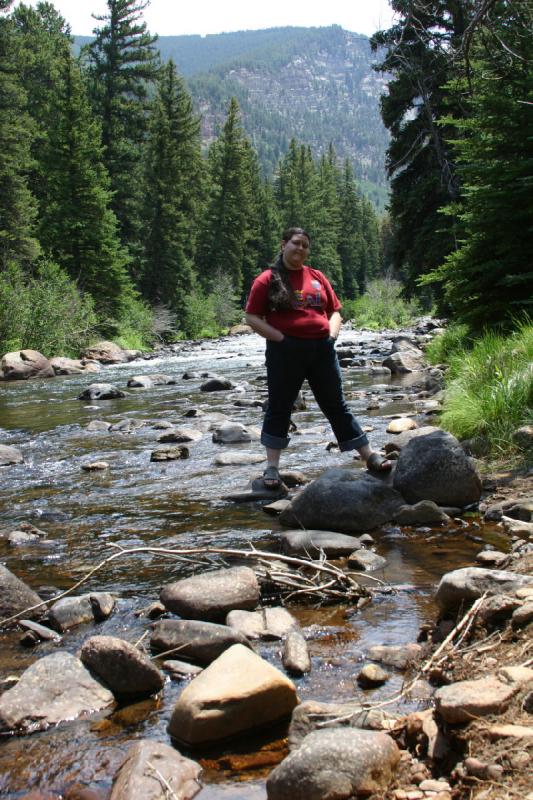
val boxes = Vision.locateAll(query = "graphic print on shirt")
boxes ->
[292,280,322,310]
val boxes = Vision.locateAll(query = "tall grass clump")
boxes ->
[440,320,533,457]
[342,278,422,330]
[425,323,470,365]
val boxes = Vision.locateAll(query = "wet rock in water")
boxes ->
[0,349,55,380]
[182,371,199,380]
[109,739,202,800]
[395,500,451,526]
[387,417,418,434]
[0,652,114,734]
[224,476,289,502]
[266,728,400,800]
[280,529,363,557]
[475,550,508,568]
[279,470,310,487]
[347,549,387,571]
[127,373,175,389]
[435,675,518,724]
[288,700,393,749]
[383,348,425,374]
[48,592,115,631]
[280,469,404,533]
[150,619,252,665]
[357,663,389,687]
[152,420,174,430]
[200,377,235,392]
[80,635,164,696]
[81,461,109,472]
[82,341,132,364]
[0,564,42,620]
[160,566,260,622]
[7,529,41,545]
[262,498,292,516]
[109,418,145,433]
[85,420,112,432]
[78,383,126,401]
[214,450,265,466]
[49,356,85,375]
[150,444,189,461]
[226,607,299,640]
[393,429,482,507]
[212,422,253,443]
[168,644,298,746]
[19,619,62,643]
[367,643,423,670]
[162,660,203,680]
[0,444,24,465]
[282,631,311,675]
[233,398,264,407]
[157,427,203,443]
[436,567,533,613]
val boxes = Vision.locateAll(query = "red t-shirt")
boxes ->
[245,266,341,339]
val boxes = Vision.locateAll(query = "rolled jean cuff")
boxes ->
[261,430,290,449]
[338,433,369,452]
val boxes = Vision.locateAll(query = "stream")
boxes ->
[0,330,507,799]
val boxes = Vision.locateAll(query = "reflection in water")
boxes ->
[0,333,504,797]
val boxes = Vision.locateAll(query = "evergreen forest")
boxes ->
[0,0,531,357]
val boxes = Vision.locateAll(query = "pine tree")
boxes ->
[0,6,39,267]
[142,60,202,322]
[86,0,159,274]
[337,159,362,298]
[311,145,342,291]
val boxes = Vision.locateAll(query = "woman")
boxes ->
[245,226,391,488]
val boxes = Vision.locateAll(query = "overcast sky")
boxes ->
[16,0,396,37]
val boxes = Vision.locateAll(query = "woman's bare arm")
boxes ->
[328,311,342,340]
[245,313,285,342]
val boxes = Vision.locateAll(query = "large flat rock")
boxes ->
[436,567,533,612]
[160,566,260,622]
[280,529,363,557]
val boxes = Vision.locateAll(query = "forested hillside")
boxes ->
[75,25,389,202]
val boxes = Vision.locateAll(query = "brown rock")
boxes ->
[435,676,518,724]
[109,740,202,800]
[80,635,164,696]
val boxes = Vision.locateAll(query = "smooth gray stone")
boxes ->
[80,635,164,696]
[281,529,362,557]
[436,567,533,612]
[0,444,23,465]
[0,564,42,620]
[78,383,126,400]
[109,740,202,800]
[347,549,387,571]
[150,619,252,665]
[288,700,396,750]
[282,631,311,675]
[160,566,260,622]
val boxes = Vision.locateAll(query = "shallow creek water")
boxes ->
[0,331,508,798]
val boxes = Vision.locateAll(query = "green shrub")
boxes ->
[342,278,422,330]
[0,260,97,357]
[182,287,220,339]
[440,320,533,457]
[112,290,154,351]
[425,323,470,365]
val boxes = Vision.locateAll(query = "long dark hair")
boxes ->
[267,227,311,311]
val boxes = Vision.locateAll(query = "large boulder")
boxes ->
[0,652,114,734]
[382,348,425,374]
[393,429,482,507]
[150,619,252,665]
[82,341,131,364]
[49,357,85,375]
[0,349,54,380]
[0,564,42,620]
[279,468,405,533]
[109,740,202,800]
[436,567,533,613]
[266,729,400,800]
[0,444,24,466]
[80,636,164,696]
[168,644,298,745]
[160,566,260,622]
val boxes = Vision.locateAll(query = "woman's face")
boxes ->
[281,233,310,270]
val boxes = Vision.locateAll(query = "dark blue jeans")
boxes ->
[261,335,369,452]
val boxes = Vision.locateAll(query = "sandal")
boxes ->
[263,465,281,489]
[366,452,393,472]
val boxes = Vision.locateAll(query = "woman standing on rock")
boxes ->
[245,226,391,488]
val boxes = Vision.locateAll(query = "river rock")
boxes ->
[357,663,389,687]
[110,418,145,433]
[367,643,423,670]
[157,428,203,443]
[435,675,518,724]
[109,740,202,800]
[279,468,405,533]
[224,476,289,502]
[49,356,85,375]
[512,602,533,628]
[0,349,54,380]
[226,607,298,640]
[501,516,533,538]
[0,564,42,620]
[383,349,425,374]
[436,567,533,613]
[86,420,112,432]
[395,500,451,526]
[214,451,266,466]
[393,429,482,507]
[288,700,393,749]
[477,594,521,626]
[347,549,387,571]
[0,444,24,465]
[0,652,114,733]
[80,636,164,696]
[387,417,418,433]
[162,660,203,679]
[475,550,509,568]
[168,643,298,745]
[200,378,235,392]
[150,619,252,664]
[78,383,126,401]
[127,376,154,389]
[385,425,441,453]
[280,529,363,557]
[266,728,400,800]
[82,461,109,472]
[212,422,253,443]
[282,631,311,675]
[82,341,130,364]
[19,619,61,642]
[48,592,115,631]
[151,445,189,461]
[160,566,260,621]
